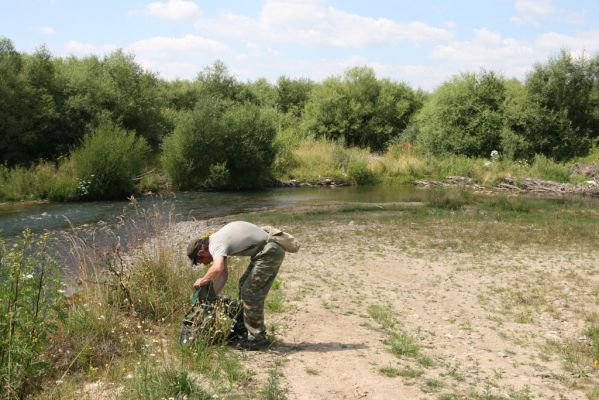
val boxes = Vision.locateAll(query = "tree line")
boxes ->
[1,36,598,199]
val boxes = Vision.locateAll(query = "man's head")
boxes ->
[186,236,213,265]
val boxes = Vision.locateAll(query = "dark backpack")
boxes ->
[180,284,247,345]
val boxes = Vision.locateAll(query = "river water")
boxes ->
[0,186,427,240]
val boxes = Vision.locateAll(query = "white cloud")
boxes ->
[514,0,555,16]
[428,28,541,82]
[536,31,599,54]
[65,41,98,54]
[195,0,453,48]
[39,26,56,35]
[432,28,533,62]
[145,0,201,20]
[510,0,586,26]
[64,41,119,56]
[126,34,242,79]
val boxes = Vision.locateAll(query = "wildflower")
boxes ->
[25,273,34,279]
[97,315,105,320]
[126,374,134,379]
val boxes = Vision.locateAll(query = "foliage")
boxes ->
[0,40,167,167]
[0,40,63,166]
[0,230,64,399]
[161,98,277,190]
[71,122,150,200]
[0,160,78,202]
[124,363,214,400]
[303,66,421,152]
[57,50,168,150]
[523,51,598,160]
[415,70,507,157]
[276,76,314,116]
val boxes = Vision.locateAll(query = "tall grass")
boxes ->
[276,138,591,187]
[0,161,78,202]
[0,230,64,399]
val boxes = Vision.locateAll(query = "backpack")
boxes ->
[261,226,300,253]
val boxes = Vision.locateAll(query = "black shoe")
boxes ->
[235,336,271,351]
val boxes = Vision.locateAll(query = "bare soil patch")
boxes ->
[237,215,599,399]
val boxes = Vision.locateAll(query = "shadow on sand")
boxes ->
[274,341,368,353]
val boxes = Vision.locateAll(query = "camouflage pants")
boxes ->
[238,241,285,341]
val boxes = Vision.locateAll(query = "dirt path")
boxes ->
[254,219,599,399]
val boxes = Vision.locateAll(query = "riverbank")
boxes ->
[12,193,596,400]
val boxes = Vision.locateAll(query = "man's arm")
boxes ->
[193,256,228,294]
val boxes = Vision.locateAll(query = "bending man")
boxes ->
[187,221,285,349]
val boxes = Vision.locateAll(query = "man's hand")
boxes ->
[193,277,205,288]
[192,256,228,293]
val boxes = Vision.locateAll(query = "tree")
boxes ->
[415,71,507,157]
[276,76,314,116]
[72,122,150,199]
[517,51,598,160]
[302,67,420,151]
[161,98,277,190]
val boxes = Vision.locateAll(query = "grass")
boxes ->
[366,303,427,363]
[277,138,598,188]
[8,204,288,399]
[260,362,287,400]
[5,186,599,399]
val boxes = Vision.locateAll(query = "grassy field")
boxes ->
[2,191,598,399]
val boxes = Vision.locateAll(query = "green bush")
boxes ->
[161,98,277,190]
[302,66,421,152]
[347,159,377,185]
[72,122,150,200]
[529,154,572,182]
[0,161,78,202]
[0,230,64,399]
[415,71,506,157]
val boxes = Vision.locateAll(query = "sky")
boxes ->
[2,0,599,90]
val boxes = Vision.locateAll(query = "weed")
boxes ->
[398,366,423,378]
[0,230,64,399]
[123,362,214,400]
[421,378,443,393]
[306,367,319,376]
[378,366,400,377]
[388,332,420,358]
[260,363,286,400]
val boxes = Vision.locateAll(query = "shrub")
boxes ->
[529,154,572,183]
[415,71,507,157]
[302,66,421,152]
[0,161,78,202]
[161,98,277,190]
[72,122,150,200]
[0,230,64,399]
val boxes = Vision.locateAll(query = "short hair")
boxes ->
[186,237,210,264]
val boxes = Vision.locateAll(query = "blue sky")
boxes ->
[2,0,598,90]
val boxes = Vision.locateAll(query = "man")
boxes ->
[186,221,286,349]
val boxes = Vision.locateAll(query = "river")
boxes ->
[0,185,427,240]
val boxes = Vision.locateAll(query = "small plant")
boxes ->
[0,230,64,399]
[398,366,423,378]
[388,332,420,358]
[260,363,286,400]
[585,325,599,366]
[426,188,471,210]
[378,366,400,377]
[124,362,214,400]
[421,378,443,393]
